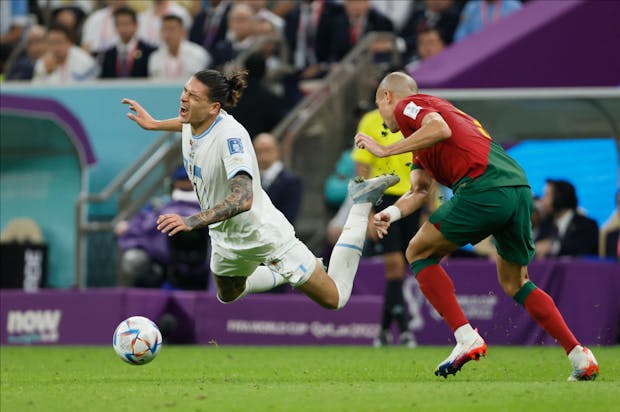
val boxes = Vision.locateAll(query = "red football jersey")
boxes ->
[394,94,492,188]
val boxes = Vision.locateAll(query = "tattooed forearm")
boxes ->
[183,174,253,229]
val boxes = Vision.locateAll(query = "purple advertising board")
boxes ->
[1,259,618,346]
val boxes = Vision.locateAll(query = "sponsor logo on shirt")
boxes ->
[403,102,422,120]
[227,138,244,154]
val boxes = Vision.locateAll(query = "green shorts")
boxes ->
[429,185,535,265]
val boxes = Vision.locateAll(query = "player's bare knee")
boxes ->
[406,242,432,263]
[321,298,340,311]
[500,284,520,297]
[498,279,521,297]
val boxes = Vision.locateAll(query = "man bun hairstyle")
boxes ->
[193,69,248,108]
[224,69,248,107]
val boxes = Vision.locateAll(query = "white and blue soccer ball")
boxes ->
[113,316,162,365]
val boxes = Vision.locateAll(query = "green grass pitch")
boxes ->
[1,345,618,412]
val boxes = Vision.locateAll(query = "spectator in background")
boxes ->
[81,0,127,56]
[333,0,394,62]
[51,6,86,45]
[228,52,287,139]
[371,0,417,33]
[253,133,303,226]
[36,0,92,16]
[116,167,209,290]
[211,3,256,69]
[405,26,446,71]
[189,0,231,52]
[535,179,599,259]
[138,0,192,48]
[599,190,619,259]
[5,25,46,81]
[148,14,211,80]
[283,0,343,79]
[282,0,392,101]
[352,110,420,348]
[0,0,29,75]
[100,6,155,78]
[454,0,522,43]
[33,24,98,84]
[324,148,356,213]
[251,15,285,77]
[399,0,460,63]
[243,0,284,34]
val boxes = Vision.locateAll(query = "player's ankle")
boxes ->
[454,323,476,343]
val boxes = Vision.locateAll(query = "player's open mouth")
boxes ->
[180,106,188,116]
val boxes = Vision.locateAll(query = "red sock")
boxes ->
[416,264,468,332]
[524,288,579,353]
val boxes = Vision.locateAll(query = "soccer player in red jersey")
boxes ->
[354,72,599,381]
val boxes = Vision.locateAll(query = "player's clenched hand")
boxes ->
[354,133,387,157]
[122,98,156,130]
[373,211,391,239]
[156,214,191,236]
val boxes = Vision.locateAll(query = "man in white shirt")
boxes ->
[81,0,127,55]
[33,24,98,84]
[122,68,398,309]
[211,3,256,68]
[148,14,211,80]
[138,0,192,48]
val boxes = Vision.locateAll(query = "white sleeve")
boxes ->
[80,13,98,49]
[32,59,47,83]
[220,132,254,180]
[147,51,158,78]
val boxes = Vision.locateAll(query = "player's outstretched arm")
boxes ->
[121,98,183,132]
[373,169,433,239]
[157,173,254,236]
[355,113,451,157]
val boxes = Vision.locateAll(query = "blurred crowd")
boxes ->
[1,0,528,105]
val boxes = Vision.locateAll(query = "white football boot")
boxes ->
[348,175,400,205]
[435,328,487,378]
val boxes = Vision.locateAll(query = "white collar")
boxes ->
[260,160,283,189]
[555,209,575,238]
[117,36,138,51]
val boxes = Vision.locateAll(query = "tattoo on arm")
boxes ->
[183,173,253,229]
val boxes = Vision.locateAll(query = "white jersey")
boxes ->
[181,110,295,257]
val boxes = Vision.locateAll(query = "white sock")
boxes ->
[217,266,287,304]
[327,202,372,309]
[454,323,476,343]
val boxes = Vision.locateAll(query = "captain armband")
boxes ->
[383,205,402,223]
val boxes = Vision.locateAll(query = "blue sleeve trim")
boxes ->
[227,166,252,180]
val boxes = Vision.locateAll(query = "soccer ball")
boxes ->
[113,316,162,365]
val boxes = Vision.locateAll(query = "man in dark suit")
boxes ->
[100,6,155,79]
[253,133,302,225]
[189,0,231,52]
[535,179,599,258]
[399,0,461,62]
[332,0,394,60]
[282,0,393,104]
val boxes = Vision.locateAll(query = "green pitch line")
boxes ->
[1,346,619,412]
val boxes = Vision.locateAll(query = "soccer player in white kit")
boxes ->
[122,69,398,309]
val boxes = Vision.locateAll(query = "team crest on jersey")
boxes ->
[227,138,244,154]
[403,102,422,120]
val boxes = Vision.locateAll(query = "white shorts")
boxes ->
[210,237,317,287]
